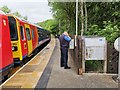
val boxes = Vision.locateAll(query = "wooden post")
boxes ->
[82,37,85,72]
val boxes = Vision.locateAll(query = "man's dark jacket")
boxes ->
[59,34,69,48]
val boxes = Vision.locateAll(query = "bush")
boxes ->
[86,21,120,43]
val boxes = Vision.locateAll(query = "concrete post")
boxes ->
[103,40,107,73]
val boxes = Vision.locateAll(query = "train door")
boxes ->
[24,24,33,55]
[19,22,28,59]
[30,26,38,50]
[8,16,23,61]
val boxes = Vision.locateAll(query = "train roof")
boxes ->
[35,24,43,28]
[6,14,49,32]
[7,14,27,22]
[7,14,43,28]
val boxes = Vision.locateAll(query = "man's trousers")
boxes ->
[60,47,68,67]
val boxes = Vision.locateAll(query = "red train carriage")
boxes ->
[7,15,39,64]
[0,11,51,83]
[7,14,51,64]
[19,20,28,60]
[30,24,38,50]
[24,22,37,56]
[0,11,13,82]
[8,15,30,63]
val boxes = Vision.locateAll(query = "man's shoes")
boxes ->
[60,64,64,67]
[60,65,64,67]
[64,66,71,69]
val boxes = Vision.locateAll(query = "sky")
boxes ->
[0,0,53,23]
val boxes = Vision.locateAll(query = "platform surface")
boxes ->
[1,38,55,89]
[1,38,118,89]
[36,39,118,89]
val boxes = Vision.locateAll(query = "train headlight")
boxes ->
[12,46,18,51]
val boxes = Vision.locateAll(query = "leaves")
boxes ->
[37,19,59,36]
[49,2,76,35]
[0,6,11,13]
[50,2,120,43]
[0,6,28,20]
[86,21,119,43]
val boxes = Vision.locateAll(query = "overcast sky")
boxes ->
[0,0,53,23]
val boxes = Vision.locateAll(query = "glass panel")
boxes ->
[8,16,18,41]
[20,26,25,40]
[26,28,31,40]
[32,29,34,39]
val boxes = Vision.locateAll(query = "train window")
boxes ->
[32,29,35,39]
[20,26,25,40]
[26,28,31,40]
[38,31,41,37]
[8,16,18,41]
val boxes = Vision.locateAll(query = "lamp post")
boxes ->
[75,0,78,46]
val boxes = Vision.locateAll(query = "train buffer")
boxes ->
[1,38,118,89]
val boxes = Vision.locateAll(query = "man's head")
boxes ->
[63,31,68,36]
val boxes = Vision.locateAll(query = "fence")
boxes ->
[69,35,119,74]
[107,43,119,73]
[69,36,82,74]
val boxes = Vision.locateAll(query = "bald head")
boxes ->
[63,31,69,36]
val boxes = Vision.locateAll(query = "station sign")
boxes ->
[69,39,74,49]
[84,37,106,60]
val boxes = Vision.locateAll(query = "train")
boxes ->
[0,11,51,83]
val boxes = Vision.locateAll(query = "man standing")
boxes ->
[59,31,71,69]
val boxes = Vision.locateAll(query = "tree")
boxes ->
[23,16,28,20]
[1,6,11,13]
[49,1,120,42]
[37,19,59,36]
[12,11,22,18]
[49,2,76,35]
[1,5,28,21]
[80,0,84,36]
[84,2,88,32]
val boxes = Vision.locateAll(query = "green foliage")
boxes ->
[86,21,120,43]
[0,6,11,13]
[37,19,59,36]
[12,12,28,20]
[12,11,22,18]
[87,2,120,28]
[0,5,28,20]
[48,2,120,40]
[23,16,28,20]
[86,61,103,73]
[49,2,76,35]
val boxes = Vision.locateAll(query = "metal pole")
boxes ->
[114,37,120,84]
[75,0,78,46]
[118,38,120,83]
